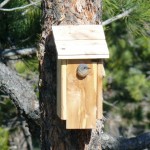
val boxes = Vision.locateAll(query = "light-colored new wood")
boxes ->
[55,40,109,59]
[52,25,109,59]
[52,25,105,41]
[55,40,107,54]
[96,61,104,119]
[61,60,67,119]
[57,60,67,120]
[54,25,108,128]
[58,54,109,59]
[66,60,97,129]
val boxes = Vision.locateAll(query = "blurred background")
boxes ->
[0,0,149,149]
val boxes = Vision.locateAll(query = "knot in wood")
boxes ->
[77,64,90,78]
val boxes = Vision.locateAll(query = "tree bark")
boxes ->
[39,0,102,149]
[0,62,40,124]
[98,132,150,150]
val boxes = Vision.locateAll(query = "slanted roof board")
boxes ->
[55,40,108,56]
[58,55,109,59]
[52,25,109,59]
[52,25,105,41]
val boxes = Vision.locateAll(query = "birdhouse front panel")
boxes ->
[52,25,109,129]
[67,59,97,129]
[57,59,104,129]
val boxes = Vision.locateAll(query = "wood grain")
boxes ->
[52,25,109,59]
[55,40,109,59]
[96,60,103,119]
[58,54,109,59]
[57,60,67,119]
[66,59,97,129]
[52,25,105,40]
[56,40,108,54]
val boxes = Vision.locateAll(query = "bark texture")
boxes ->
[39,0,102,149]
[39,0,150,149]
[96,132,150,150]
[0,62,40,123]
[0,48,37,58]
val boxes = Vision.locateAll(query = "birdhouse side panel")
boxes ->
[96,61,104,119]
[57,60,67,120]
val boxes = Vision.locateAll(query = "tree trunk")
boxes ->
[39,0,102,149]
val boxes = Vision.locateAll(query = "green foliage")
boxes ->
[0,128,9,150]
[103,0,136,18]
[103,0,150,134]
[15,61,26,73]
[104,18,150,102]
[14,56,38,75]
[0,0,41,48]
[120,104,140,121]
[14,56,39,97]
[103,0,150,36]
[0,98,17,125]
[126,0,150,36]
[125,68,150,101]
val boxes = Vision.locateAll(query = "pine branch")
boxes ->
[0,0,11,8]
[0,0,41,11]
[102,7,136,26]
[0,48,37,57]
[21,121,33,150]
[0,62,40,124]
[103,100,119,109]
[100,132,150,150]
[26,0,41,9]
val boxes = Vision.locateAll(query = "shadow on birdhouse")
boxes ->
[52,25,109,129]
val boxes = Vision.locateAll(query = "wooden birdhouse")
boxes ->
[52,25,109,129]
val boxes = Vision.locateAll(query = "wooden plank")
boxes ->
[61,60,67,120]
[52,25,105,41]
[96,60,104,119]
[55,39,107,47]
[55,40,109,57]
[58,54,109,59]
[57,60,67,120]
[66,60,97,129]
[57,60,61,118]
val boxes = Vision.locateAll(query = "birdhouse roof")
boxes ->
[52,25,109,59]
